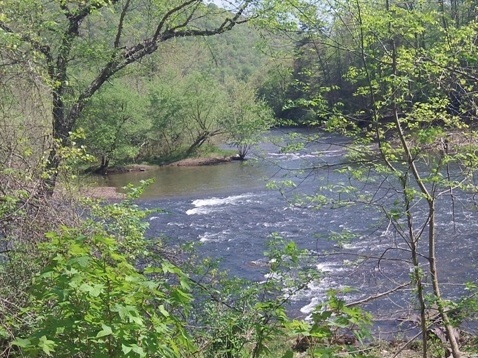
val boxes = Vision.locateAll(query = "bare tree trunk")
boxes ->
[428,202,461,357]
[185,132,210,156]
[400,174,429,358]
[391,88,461,358]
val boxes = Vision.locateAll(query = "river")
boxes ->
[97,128,478,336]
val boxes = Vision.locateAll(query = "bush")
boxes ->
[13,229,194,357]
[9,183,195,357]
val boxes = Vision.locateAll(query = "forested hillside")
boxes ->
[280,0,478,131]
[2,0,478,357]
[1,2,283,174]
[75,23,278,171]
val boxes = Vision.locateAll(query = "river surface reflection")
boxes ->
[97,128,478,335]
[97,160,270,199]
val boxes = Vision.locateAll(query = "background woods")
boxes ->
[0,0,276,190]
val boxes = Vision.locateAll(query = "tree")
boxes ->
[222,79,274,159]
[78,81,149,173]
[256,59,294,118]
[0,0,264,193]
[277,0,478,356]
[180,72,228,155]
[146,73,190,158]
[146,70,227,159]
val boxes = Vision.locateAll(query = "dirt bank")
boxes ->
[104,156,236,173]
[168,156,234,166]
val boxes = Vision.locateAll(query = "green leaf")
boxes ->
[114,304,129,320]
[96,324,113,338]
[69,256,90,268]
[122,344,133,354]
[131,344,146,357]
[171,288,192,304]
[79,283,93,293]
[11,337,31,348]
[159,304,170,317]
[38,335,56,356]
[89,283,104,297]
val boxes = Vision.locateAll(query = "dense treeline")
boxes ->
[277,0,478,131]
[76,34,275,172]
[1,2,278,174]
[0,0,297,188]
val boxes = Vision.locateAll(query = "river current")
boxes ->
[99,129,478,335]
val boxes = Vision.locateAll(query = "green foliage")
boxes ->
[1,0,314,190]
[146,71,226,158]
[0,130,94,357]
[263,0,478,356]
[287,291,372,357]
[222,79,275,159]
[1,181,331,358]
[9,0,478,356]
[11,184,195,357]
[75,63,276,165]
[1,0,304,175]
[256,59,294,117]
[189,234,318,357]
[14,229,193,357]
[77,82,149,166]
[144,67,276,161]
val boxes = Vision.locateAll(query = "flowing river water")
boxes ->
[97,128,478,336]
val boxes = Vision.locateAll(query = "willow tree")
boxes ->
[0,0,311,193]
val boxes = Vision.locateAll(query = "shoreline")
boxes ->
[105,155,237,174]
[84,156,238,200]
